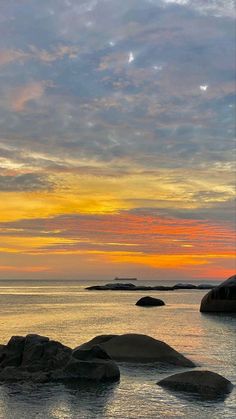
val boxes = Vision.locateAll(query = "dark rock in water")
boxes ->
[157,370,233,398]
[135,296,165,307]
[0,334,120,383]
[152,286,174,291]
[86,283,215,291]
[197,284,215,290]
[76,334,195,367]
[86,283,172,291]
[86,282,137,291]
[1,336,26,368]
[62,358,120,381]
[200,275,236,313]
[173,283,197,289]
[0,334,71,381]
[65,345,120,381]
[86,283,155,291]
[73,345,112,361]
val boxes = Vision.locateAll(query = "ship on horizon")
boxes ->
[114,277,137,281]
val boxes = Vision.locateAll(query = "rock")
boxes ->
[0,334,72,381]
[103,283,137,290]
[0,336,26,368]
[173,283,197,289]
[157,370,234,398]
[200,275,236,313]
[86,283,173,291]
[63,345,120,381]
[86,283,216,291]
[73,345,112,361]
[152,286,174,291]
[197,284,215,290]
[0,334,120,383]
[135,296,165,307]
[62,357,120,382]
[76,334,195,367]
[86,283,153,291]
[0,345,5,363]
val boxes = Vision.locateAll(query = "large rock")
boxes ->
[135,296,165,307]
[65,345,120,381]
[157,370,233,398]
[76,334,195,367]
[200,275,236,313]
[0,334,120,383]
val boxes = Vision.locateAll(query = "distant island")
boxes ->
[86,282,215,291]
[114,277,137,281]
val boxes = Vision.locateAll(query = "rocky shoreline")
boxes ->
[0,332,233,400]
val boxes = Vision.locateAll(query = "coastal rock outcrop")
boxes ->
[86,283,214,291]
[157,370,234,398]
[86,283,155,291]
[0,334,120,382]
[200,275,236,313]
[135,296,165,307]
[75,334,195,367]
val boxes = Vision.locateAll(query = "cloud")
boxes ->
[0,45,79,68]
[28,45,79,63]
[10,81,48,112]
[0,0,234,279]
[0,265,49,272]
[161,0,235,17]
[0,49,28,66]
[0,173,54,192]
[0,209,234,256]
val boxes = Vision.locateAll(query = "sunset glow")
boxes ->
[0,0,235,280]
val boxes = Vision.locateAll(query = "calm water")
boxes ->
[0,280,235,419]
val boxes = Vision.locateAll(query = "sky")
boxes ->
[0,0,235,281]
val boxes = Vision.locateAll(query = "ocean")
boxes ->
[0,280,235,419]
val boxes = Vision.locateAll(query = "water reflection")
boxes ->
[201,312,236,322]
[0,282,235,418]
[159,386,233,403]
[0,380,118,419]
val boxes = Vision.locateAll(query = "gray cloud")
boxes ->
[0,173,54,192]
[0,1,234,182]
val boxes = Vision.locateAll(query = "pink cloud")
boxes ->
[10,81,47,112]
[0,49,28,66]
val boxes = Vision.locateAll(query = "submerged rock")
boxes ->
[157,370,233,398]
[0,334,120,383]
[76,334,195,367]
[135,296,165,307]
[200,275,236,313]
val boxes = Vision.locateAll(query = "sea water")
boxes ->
[0,280,235,418]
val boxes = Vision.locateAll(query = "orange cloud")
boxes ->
[0,265,49,272]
